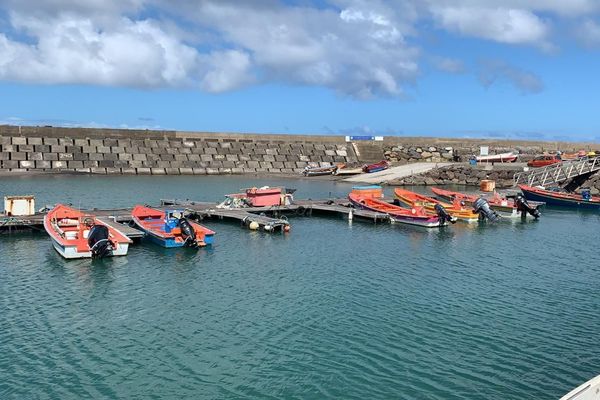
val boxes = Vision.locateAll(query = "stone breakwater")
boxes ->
[389,164,600,193]
[384,145,456,163]
[0,126,357,175]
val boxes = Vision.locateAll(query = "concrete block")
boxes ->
[35,160,51,169]
[98,160,114,168]
[83,161,99,168]
[188,154,200,161]
[74,139,89,146]
[117,139,131,147]
[151,147,163,154]
[260,162,273,169]
[231,168,244,174]
[166,148,179,155]
[18,144,34,152]
[254,148,267,155]
[239,154,251,161]
[111,147,125,154]
[106,168,121,175]
[104,153,118,161]
[44,138,59,146]
[182,141,195,148]
[118,153,132,161]
[272,161,284,169]
[336,150,348,157]
[129,160,144,168]
[206,168,220,175]
[222,161,235,168]
[200,154,213,162]
[27,152,43,161]
[19,160,35,169]
[151,168,166,175]
[59,138,74,146]
[275,155,287,162]
[3,144,15,152]
[247,161,260,168]
[296,161,308,168]
[11,137,27,145]
[191,146,204,154]
[43,153,58,161]
[204,147,218,155]
[133,153,147,161]
[66,146,81,153]
[11,152,27,161]
[219,142,232,149]
[89,139,104,147]
[0,152,9,160]
[325,150,337,156]
[113,160,129,168]
[265,148,278,155]
[192,168,207,175]
[165,168,181,175]
[263,154,275,162]
[179,167,193,175]
[174,154,188,161]
[157,161,171,168]
[73,153,89,161]
[146,140,159,148]
[121,168,136,175]
[58,153,74,160]
[242,167,256,173]
[126,146,139,154]
[226,154,239,162]
[179,147,191,154]
[3,160,19,168]
[51,145,66,153]
[68,161,84,169]
[213,154,225,160]
[75,168,92,173]
[104,138,118,147]
[136,168,152,175]
[208,160,222,168]
[97,146,111,154]
[160,153,175,161]
[206,141,219,148]
[91,168,107,174]
[138,147,153,154]
[280,169,294,174]
[81,146,96,153]
[220,168,232,174]
[52,161,67,169]
[168,140,182,148]
[34,145,50,153]
[299,155,310,162]
[0,136,11,145]
[89,153,104,161]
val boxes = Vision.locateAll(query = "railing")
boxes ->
[513,156,600,187]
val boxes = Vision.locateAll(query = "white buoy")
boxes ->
[348,209,353,221]
[248,221,259,230]
[264,224,272,231]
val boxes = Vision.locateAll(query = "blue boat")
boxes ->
[132,205,215,248]
[520,185,600,209]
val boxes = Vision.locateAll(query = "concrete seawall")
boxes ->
[1,125,598,175]
[0,126,358,175]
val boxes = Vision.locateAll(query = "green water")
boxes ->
[1,175,599,399]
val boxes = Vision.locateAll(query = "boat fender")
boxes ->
[296,206,306,216]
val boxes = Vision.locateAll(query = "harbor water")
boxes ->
[1,175,600,399]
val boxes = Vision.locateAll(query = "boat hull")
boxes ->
[349,197,444,228]
[50,236,129,259]
[520,186,600,209]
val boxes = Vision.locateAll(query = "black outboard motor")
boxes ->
[515,194,540,219]
[178,217,197,247]
[434,203,457,225]
[87,224,113,259]
[473,198,500,222]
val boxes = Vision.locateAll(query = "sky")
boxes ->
[0,0,599,141]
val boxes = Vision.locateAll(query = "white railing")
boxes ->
[513,156,600,187]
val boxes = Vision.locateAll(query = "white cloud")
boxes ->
[575,19,600,47]
[478,60,544,94]
[432,56,465,73]
[430,6,550,47]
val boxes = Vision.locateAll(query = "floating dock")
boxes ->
[1,197,391,236]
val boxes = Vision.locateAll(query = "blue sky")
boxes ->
[0,0,599,141]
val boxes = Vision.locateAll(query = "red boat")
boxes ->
[132,205,215,248]
[363,160,389,173]
[44,204,131,259]
[527,155,561,168]
[217,186,294,208]
[349,186,446,227]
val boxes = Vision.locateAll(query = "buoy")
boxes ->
[284,225,291,233]
[264,224,272,231]
[249,221,259,230]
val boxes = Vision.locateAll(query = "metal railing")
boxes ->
[513,156,600,187]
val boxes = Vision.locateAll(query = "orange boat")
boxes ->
[348,186,449,227]
[44,204,132,259]
[394,188,477,222]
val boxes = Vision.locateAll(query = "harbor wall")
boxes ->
[0,125,598,176]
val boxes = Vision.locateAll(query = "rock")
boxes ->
[421,151,432,158]
[441,152,453,160]
[445,147,453,151]
[428,146,436,152]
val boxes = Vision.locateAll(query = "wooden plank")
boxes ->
[96,217,145,239]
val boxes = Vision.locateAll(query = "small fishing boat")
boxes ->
[217,186,294,209]
[560,374,600,400]
[394,188,478,222]
[474,151,518,163]
[519,185,600,209]
[334,165,364,176]
[431,187,542,218]
[349,186,447,227]
[132,205,215,248]
[302,164,338,176]
[363,160,390,173]
[44,204,131,259]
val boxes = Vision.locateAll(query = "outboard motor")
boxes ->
[473,198,500,222]
[87,224,113,259]
[515,194,540,219]
[434,203,457,225]
[178,217,197,247]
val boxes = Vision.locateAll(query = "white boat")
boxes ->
[475,151,518,163]
[560,375,600,400]
[334,167,363,176]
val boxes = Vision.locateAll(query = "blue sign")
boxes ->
[349,136,375,141]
